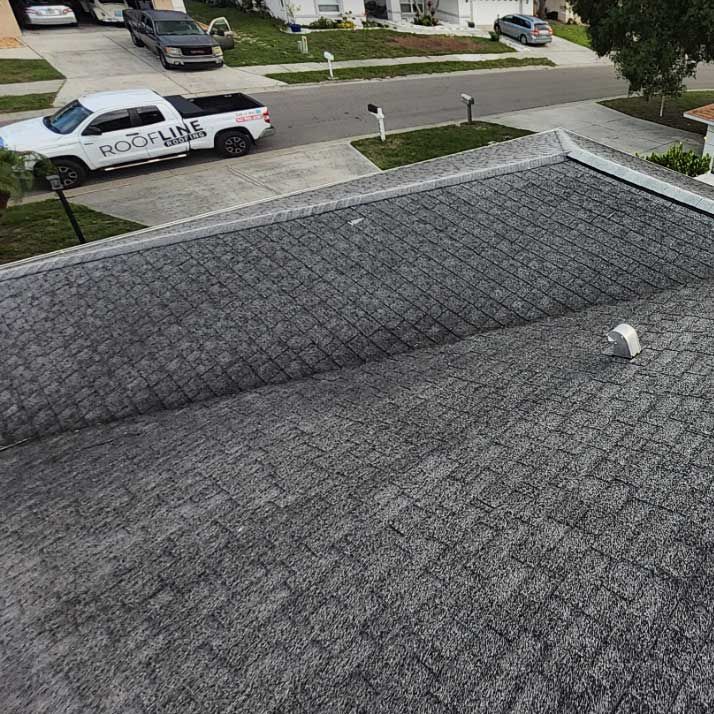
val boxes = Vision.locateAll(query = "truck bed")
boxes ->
[165,94,263,118]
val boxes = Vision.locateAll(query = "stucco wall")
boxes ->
[0,0,21,39]
[264,0,365,24]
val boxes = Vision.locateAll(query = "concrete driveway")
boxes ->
[20,24,282,106]
[54,139,379,225]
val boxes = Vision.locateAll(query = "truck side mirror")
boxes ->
[83,125,102,136]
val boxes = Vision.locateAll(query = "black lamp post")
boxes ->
[47,173,86,244]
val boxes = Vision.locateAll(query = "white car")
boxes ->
[12,0,77,27]
[79,0,127,24]
[0,88,274,189]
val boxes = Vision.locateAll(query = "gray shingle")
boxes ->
[2,155,713,445]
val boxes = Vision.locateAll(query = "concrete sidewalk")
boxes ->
[483,99,704,154]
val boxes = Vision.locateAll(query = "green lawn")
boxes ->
[0,93,56,113]
[187,1,513,66]
[267,57,554,84]
[0,200,143,265]
[550,21,591,48]
[600,91,714,135]
[0,59,64,84]
[352,122,533,170]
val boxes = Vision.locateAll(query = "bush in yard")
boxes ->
[309,16,337,28]
[643,143,711,177]
[0,149,49,213]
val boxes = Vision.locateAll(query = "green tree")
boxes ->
[571,0,714,115]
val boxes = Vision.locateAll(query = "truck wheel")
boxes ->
[51,158,87,190]
[130,31,144,47]
[215,130,252,158]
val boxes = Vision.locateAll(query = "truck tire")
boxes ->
[130,31,144,47]
[215,130,252,158]
[159,52,173,70]
[51,158,88,190]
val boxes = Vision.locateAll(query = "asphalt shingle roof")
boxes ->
[1,134,713,446]
[2,130,714,713]
[4,279,714,713]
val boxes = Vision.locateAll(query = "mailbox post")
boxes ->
[367,103,386,142]
[461,93,475,125]
[323,50,335,80]
[47,173,86,244]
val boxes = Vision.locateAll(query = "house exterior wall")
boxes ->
[544,0,579,22]
[705,127,714,171]
[1,0,22,39]
[152,0,187,9]
[264,0,365,24]
[263,0,530,25]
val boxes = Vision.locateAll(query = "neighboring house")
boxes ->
[543,0,579,22]
[0,0,21,41]
[263,0,534,27]
[684,103,714,173]
[3,130,714,713]
[263,0,367,26]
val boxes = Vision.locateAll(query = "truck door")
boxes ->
[133,104,206,158]
[79,109,150,169]
[141,16,158,53]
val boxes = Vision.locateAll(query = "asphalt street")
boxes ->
[9,63,714,192]
[252,64,714,150]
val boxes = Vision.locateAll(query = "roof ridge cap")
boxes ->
[0,152,566,282]
[565,144,714,216]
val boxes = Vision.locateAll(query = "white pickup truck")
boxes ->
[0,88,274,189]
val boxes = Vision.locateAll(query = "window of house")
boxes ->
[400,2,414,13]
[318,3,340,11]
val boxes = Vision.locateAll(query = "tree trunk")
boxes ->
[536,0,548,19]
[659,95,666,117]
[0,191,9,213]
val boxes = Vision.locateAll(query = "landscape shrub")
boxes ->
[309,16,337,28]
[643,143,711,177]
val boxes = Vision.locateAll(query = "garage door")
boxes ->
[475,0,532,26]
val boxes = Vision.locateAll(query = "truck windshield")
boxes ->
[155,20,204,35]
[44,100,92,134]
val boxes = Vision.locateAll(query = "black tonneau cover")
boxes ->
[164,94,263,118]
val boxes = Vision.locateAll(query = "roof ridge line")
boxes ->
[555,128,714,215]
[0,152,566,282]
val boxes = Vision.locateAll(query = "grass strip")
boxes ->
[267,57,555,84]
[352,121,533,170]
[0,92,56,113]
[0,59,64,84]
[1,199,143,264]
[600,91,714,136]
[550,22,591,48]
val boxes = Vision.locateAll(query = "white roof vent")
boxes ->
[606,323,641,360]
